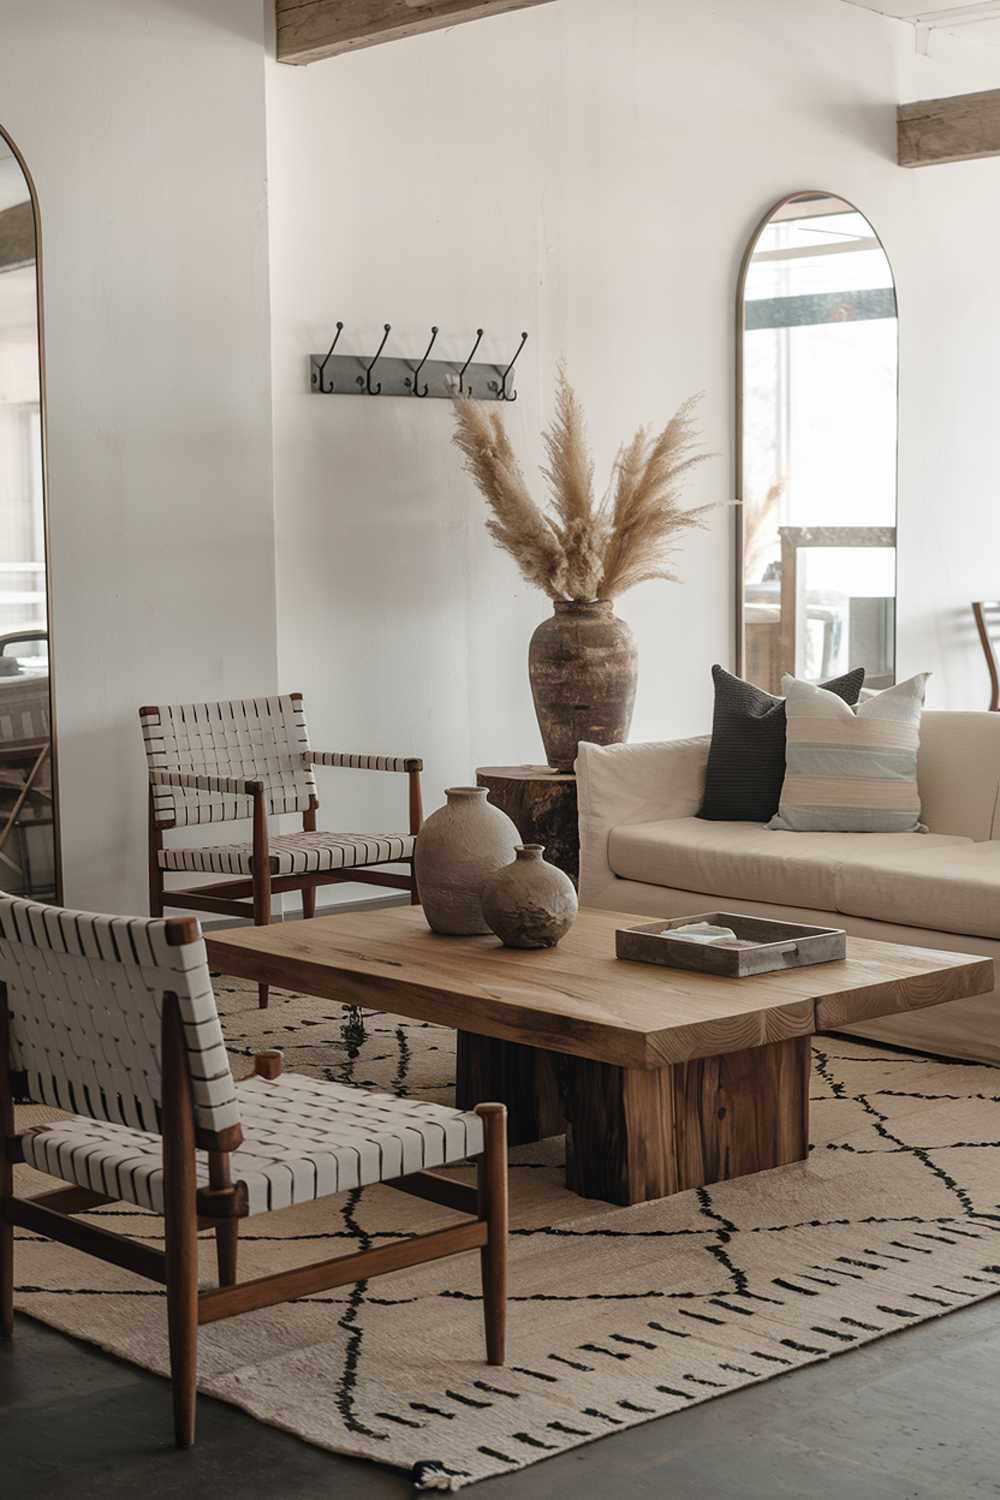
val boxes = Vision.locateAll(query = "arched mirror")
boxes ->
[736,191,898,694]
[0,127,58,899]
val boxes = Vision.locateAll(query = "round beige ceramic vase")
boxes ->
[414,787,520,936]
[481,843,579,949]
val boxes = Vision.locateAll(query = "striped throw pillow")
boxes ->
[769,673,930,833]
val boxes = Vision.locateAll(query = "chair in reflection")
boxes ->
[778,525,896,687]
[743,603,782,695]
[0,629,53,898]
[972,602,1000,711]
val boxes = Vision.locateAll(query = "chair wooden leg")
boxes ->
[1,989,14,1341]
[165,1212,198,1447]
[475,1103,508,1367]
[408,768,423,906]
[252,851,272,1010]
[162,999,200,1449]
[148,790,164,919]
[0,1203,11,1342]
[300,804,318,919]
[207,1150,239,1287]
[214,1221,239,1288]
[0,1135,12,1339]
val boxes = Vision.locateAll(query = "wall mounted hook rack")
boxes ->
[309,323,528,402]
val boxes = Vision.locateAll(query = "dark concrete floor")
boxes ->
[3,1301,999,1499]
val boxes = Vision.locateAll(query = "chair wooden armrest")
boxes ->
[307,751,422,773]
[305,752,423,833]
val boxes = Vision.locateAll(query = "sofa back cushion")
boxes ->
[918,710,1000,840]
[770,674,928,833]
[699,665,865,824]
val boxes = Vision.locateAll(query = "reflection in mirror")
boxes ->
[0,128,57,899]
[737,191,898,694]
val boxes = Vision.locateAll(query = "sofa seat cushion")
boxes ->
[607,817,972,911]
[836,841,1000,941]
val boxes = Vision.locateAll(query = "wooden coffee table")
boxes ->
[205,906,993,1206]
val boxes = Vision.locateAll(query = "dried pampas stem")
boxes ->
[451,373,715,602]
[451,398,567,598]
[743,477,784,582]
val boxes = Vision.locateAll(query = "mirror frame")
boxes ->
[734,189,900,687]
[0,122,61,903]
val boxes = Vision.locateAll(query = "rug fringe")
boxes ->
[412,1459,464,1491]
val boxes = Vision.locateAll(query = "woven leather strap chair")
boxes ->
[140,693,424,1006]
[0,896,508,1449]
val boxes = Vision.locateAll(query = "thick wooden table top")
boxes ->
[205,906,994,1070]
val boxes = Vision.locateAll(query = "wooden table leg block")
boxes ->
[564,1035,810,1206]
[564,1060,677,1204]
[672,1034,810,1190]
[456,1031,565,1147]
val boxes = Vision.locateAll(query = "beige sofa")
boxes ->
[577,710,1000,1064]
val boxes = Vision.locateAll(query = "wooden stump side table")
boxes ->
[475,765,579,884]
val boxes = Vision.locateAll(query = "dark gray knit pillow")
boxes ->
[698,665,865,823]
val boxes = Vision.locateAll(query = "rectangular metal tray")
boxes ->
[615,911,847,977]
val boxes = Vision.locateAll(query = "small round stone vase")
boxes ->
[415,787,520,936]
[528,599,638,772]
[481,843,579,950]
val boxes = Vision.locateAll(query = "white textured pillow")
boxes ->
[770,673,930,833]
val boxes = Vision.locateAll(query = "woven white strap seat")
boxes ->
[157,830,415,878]
[21,1072,486,1217]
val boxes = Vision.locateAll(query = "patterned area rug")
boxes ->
[11,978,1000,1492]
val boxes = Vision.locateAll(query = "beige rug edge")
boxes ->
[15,1214,1000,1494]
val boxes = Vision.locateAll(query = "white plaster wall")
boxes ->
[265,0,1000,885]
[0,0,996,916]
[0,0,278,912]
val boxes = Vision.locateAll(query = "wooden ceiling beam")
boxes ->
[0,200,34,274]
[276,0,554,64]
[898,87,1000,167]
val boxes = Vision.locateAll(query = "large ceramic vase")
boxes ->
[481,844,578,949]
[528,599,638,773]
[415,787,519,936]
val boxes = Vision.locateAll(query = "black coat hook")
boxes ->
[458,329,484,397]
[315,321,344,393]
[411,325,439,397]
[496,331,528,402]
[365,323,392,395]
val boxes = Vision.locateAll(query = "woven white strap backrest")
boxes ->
[140,694,318,828]
[0,897,240,1141]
